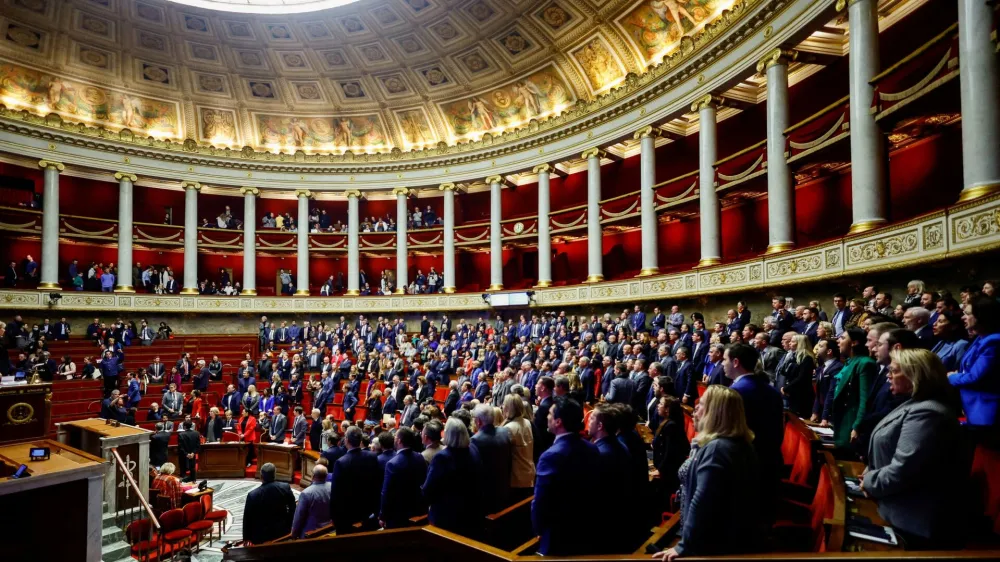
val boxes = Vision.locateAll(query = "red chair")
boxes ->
[158,508,193,562]
[183,501,214,551]
[124,518,159,562]
[200,494,228,544]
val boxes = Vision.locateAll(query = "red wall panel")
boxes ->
[794,173,854,247]
[887,129,964,222]
[60,176,118,220]
[133,186,184,225]
[658,219,701,272]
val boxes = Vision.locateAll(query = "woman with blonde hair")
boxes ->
[782,334,816,417]
[566,372,585,405]
[502,394,535,496]
[242,384,261,416]
[655,385,760,560]
[861,348,967,548]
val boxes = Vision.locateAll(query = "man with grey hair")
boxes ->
[292,464,331,538]
[400,394,419,428]
[902,305,934,348]
[330,426,380,534]
[244,462,295,544]
[471,403,512,513]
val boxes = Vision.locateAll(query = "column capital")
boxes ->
[294,189,313,199]
[581,148,606,160]
[181,180,202,191]
[438,182,457,191]
[344,189,362,199]
[633,126,664,140]
[485,175,504,185]
[532,163,551,175]
[691,94,724,112]
[240,186,260,196]
[38,160,65,172]
[755,48,797,74]
[391,187,410,196]
[835,0,867,11]
[114,171,137,182]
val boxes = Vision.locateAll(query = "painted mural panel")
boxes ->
[253,113,389,150]
[437,64,574,139]
[394,108,435,147]
[197,106,239,146]
[0,60,181,137]
[617,0,736,63]
[570,35,627,94]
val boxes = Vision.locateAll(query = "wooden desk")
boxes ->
[258,442,299,482]
[838,460,903,552]
[300,450,320,487]
[183,486,214,506]
[199,442,248,479]
[56,418,151,513]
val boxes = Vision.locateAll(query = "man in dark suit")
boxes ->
[588,403,636,553]
[149,423,170,468]
[330,426,380,533]
[220,384,242,417]
[177,421,201,482]
[379,427,428,529]
[577,357,595,404]
[688,330,708,377]
[472,404,513,514]
[243,463,296,545]
[606,363,635,406]
[703,343,729,386]
[269,405,287,443]
[903,306,935,349]
[532,396,601,555]
[308,408,323,451]
[811,338,844,423]
[650,307,666,335]
[533,376,555,462]
[193,359,210,392]
[855,327,918,460]
[291,406,308,447]
[673,347,696,405]
[630,305,646,333]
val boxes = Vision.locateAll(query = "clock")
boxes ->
[6,402,34,425]
[512,221,524,234]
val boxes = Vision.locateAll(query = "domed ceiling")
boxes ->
[0,0,741,155]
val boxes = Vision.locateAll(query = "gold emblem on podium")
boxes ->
[7,402,35,424]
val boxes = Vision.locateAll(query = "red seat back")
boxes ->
[781,422,800,466]
[125,519,153,544]
[972,444,1000,534]
[682,409,696,441]
[182,501,203,525]
[810,465,834,552]
[200,493,213,513]
[788,430,813,485]
[159,509,186,532]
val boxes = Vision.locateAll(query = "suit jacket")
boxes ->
[331,449,381,529]
[422,446,484,535]
[533,397,554,462]
[832,356,877,448]
[150,432,170,466]
[863,398,970,540]
[380,449,428,528]
[220,392,242,416]
[594,436,637,553]
[949,333,1000,426]
[243,481,296,544]
[532,434,601,555]
[471,426,513,513]
[706,362,729,386]
[177,429,201,458]
[291,415,308,447]
[270,413,288,441]
[783,355,816,418]
[675,361,696,402]
[607,376,635,405]
[730,374,784,473]
[400,403,419,428]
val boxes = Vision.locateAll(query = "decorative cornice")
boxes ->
[439,182,457,191]
[691,94,724,112]
[532,164,552,175]
[581,148,607,160]
[344,190,362,199]
[294,189,313,199]
[113,172,138,183]
[38,160,64,172]
[391,187,410,197]
[181,181,202,191]
[755,48,798,73]
[485,175,504,186]
[240,187,260,196]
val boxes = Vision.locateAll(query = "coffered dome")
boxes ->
[0,0,743,155]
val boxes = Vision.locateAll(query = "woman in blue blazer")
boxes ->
[949,297,1000,428]
[931,310,968,371]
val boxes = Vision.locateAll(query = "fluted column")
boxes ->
[957,0,1000,201]
[844,0,887,233]
[240,187,259,295]
[37,160,63,289]
[180,181,201,294]
[692,95,721,267]
[439,182,457,293]
[114,172,137,292]
[534,164,553,288]
[295,189,311,295]
[346,190,361,295]
[486,175,504,291]
[758,49,796,253]
[635,127,660,276]
[393,187,409,294]
[583,148,605,283]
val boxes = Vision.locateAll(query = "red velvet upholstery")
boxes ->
[183,502,214,551]
[971,444,1000,535]
[158,508,193,561]
[124,519,159,562]
[201,494,229,544]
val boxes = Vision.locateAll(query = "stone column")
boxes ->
[393,187,409,294]
[486,175,504,291]
[582,148,605,283]
[845,0,887,233]
[346,190,361,295]
[240,187,259,295]
[180,181,200,294]
[294,190,311,295]
[758,49,796,253]
[440,182,457,293]
[957,0,1000,201]
[692,95,721,267]
[534,164,553,288]
[37,160,63,289]
[635,127,660,275]
[113,172,137,292]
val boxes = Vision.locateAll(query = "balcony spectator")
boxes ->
[5,261,17,287]
[412,207,422,228]
[101,269,116,292]
[424,205,436,226]
[23,254,37,282]
[262,212,276,228]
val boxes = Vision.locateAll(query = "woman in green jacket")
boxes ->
[831,327,877,448]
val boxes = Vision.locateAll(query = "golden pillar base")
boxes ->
[37,282,60,289]
[345,289,360,296]
[113,285,135,293]
[584,274,604,283]
[637,268,659,277]
[488,284,505,291]
[180,287,199,295]
[443,286,456,294]
[294,289,310,296]
[394,288,406,295]
[697,258,721,268]
[958,182,1000,203]
[847,219,887,235]
[765,243,795,255]
[534,280,552,288]
[241,288,257,296]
